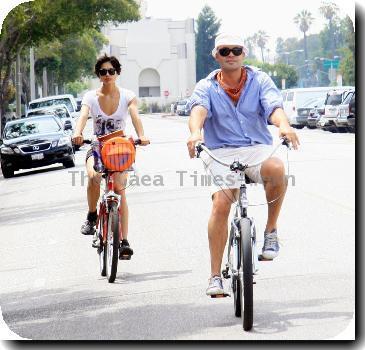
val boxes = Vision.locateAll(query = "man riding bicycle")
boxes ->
[73,54,149,260]
[186,33,300,296]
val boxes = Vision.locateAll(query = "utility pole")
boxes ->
[15,51,22,117]
[42,67,48,97]
[30,47,36,100]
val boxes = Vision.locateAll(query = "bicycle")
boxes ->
[196,138,290,331]
[82,133,145,283]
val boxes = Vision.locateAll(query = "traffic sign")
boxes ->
[323,59,339,69]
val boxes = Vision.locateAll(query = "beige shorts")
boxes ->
[201,144,277,195]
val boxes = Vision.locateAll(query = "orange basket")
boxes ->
[100,137,136,172]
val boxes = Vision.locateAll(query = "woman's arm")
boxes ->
[128,98,149,145]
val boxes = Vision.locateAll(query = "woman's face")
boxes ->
[99,61,119,85]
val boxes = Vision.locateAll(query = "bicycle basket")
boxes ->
[100,137,135,171]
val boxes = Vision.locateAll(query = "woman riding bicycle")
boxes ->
[72,54,149,259]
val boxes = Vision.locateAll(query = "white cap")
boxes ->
[211,33,248,58]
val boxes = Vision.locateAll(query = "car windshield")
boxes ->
[4,118,61,140]
[177,100,187,105]
[325,92,344,106]
[29,98,74,112]
[296,91,328,107]
[303,98,325,108]
[342,91,354,104]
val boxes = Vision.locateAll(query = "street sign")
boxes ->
[163,90,169,97]
[323,59,339,69]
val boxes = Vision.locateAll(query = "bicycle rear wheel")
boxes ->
[240,218,253,331]
[105,202,119,283]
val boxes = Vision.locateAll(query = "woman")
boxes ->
[73,54,149,259]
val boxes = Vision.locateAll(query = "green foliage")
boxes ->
[65,80,89,97]
[195,5,221,81]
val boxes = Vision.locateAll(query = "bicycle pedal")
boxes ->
[258,254,273,261]
[119,255,131,260]
[210,293,230,298]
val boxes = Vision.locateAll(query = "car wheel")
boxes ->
[63,156,75,168]
[1,164,14,178]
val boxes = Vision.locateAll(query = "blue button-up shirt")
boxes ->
[187,65,283,149]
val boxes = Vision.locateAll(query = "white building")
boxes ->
[91,16,196,108]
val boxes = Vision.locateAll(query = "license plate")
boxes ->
[31,153,44,160]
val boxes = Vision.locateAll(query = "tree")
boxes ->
[294,10,314,60]
[253,31,269,63]
[0,0,140,131]
[195,5,221,81]
[244,36,257,60]
[319,1,339,57]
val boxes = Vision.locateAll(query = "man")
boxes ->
[186,33,299,296]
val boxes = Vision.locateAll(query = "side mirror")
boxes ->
[76,105,81,112]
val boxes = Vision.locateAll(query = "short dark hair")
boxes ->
[94,54,122,76]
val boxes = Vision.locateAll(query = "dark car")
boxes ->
[307,100,326,129]
[0,115,75,178]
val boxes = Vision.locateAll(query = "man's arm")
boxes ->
[187,105,208,158]
[128,98,149,145]
[269,108,300,149]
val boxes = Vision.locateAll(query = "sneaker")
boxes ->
[119,240,133,260]
[80,219,96,236]
[206,275,224,296]
[262,229,279,260]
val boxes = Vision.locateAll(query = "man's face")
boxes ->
[215,45,244,71]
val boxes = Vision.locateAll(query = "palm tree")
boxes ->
[244,35,256,60]
[319,1,339,57]
[294,10,314,61]
[253,30,269,63]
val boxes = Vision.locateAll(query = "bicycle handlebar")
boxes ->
[196,138,290,171]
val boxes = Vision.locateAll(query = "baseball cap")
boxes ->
[211,33,249,58]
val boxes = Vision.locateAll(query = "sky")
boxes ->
[143,0,356,59]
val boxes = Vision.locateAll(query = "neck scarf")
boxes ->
[217,67,247,105]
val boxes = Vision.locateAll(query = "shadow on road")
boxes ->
[0,285,354,340]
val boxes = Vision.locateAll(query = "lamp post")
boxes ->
[281,49,304,65]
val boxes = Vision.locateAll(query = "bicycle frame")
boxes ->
[97,171,122,243]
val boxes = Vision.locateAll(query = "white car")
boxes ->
[28,94,81,119]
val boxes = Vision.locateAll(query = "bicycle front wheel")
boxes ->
[98,213,107,277]
[240,218,253,331]
[106,202,119,283]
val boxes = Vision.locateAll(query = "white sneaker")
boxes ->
[262,230,280,260]
[206,276,224,296]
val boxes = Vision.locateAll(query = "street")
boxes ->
[0,114,355,340]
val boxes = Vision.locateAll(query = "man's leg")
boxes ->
[260,157,287,232]
[208,189,238,277]
[260,157,287,259]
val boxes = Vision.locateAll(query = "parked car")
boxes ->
[0,115,75,178]
[319,87,355,132]
[282,87,335,122]
[335,90,356,133]
[176,99,189,116]
[293,97,326,129]
[307,100,326,129]
[28,94,81,119]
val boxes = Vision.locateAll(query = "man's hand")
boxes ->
[187,133,203,158]
[72,133,84,146]
[139,135,150,146]
[279,124,300,150]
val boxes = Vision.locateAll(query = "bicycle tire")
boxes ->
[98,214,106,277]
[106,202,119,283]
[230,227,242,317]
[240,218,253,331]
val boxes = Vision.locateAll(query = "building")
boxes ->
[91,15,196,108]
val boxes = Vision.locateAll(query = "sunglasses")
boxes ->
[218,47,243,57]
[99,68,116,76]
